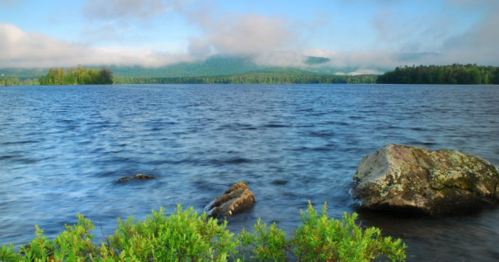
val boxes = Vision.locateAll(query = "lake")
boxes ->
[1,84,498,261]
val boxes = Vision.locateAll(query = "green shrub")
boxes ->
[0,203,406,262]
[53,214,99,260]
[0,245,18,262]
[291,202,406,261]
[238,202,406,262]
[108,205,237,261]
[238,219,289,261]
[19,225,55,261]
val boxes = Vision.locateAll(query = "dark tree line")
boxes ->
[114,74,377,85]
[377,64,499,84]
[39,66,113,85]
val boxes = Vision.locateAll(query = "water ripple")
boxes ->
[0,84,498,261]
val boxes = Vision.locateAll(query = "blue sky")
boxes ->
[1,0,498,71]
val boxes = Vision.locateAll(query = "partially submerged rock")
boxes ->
[205,181,255,218]
[117,174,155,183]
[351,144,499,215]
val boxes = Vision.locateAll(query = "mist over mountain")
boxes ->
[1,53,389,79]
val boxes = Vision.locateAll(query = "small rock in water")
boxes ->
[351,144,499,215]
[117,174,155,183]
[205,181,256,219]
[271,179,288,185]
[134,174,155,180]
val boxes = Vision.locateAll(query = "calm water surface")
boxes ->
[1,84,498,261]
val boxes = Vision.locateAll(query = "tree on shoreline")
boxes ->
[39,66,113,85]
[0,77,39,86]
[377,64,499,84]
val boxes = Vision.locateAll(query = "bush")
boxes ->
[0,203,406,262]
[0,245,18,262]
[238,202,406,262]
[108,206,237,261]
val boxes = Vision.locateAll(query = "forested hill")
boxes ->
[111,55,263,78]
[1,54,379,85]
[4,56,499,86]
[377,64,499,84]
[0,55,345,79]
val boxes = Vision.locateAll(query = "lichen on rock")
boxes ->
[351,144,499,215]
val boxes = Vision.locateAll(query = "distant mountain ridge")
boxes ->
[111,55,264,78]
[0,54,351,79]
[0,68,48,79]
[2,53,453,79]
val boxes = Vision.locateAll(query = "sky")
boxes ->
[1,0,499,71]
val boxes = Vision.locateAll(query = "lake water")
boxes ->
[1,84,498,261]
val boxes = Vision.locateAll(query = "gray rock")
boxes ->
[351,144,499,215]
[205,181,256,218]
[117,174,155,183]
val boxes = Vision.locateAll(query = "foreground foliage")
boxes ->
[0,203,406,262]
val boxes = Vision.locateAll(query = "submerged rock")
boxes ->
[351,144,499,215]
[117,174,155,183]
[205,181,255,218]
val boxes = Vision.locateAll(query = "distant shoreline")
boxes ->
[3,63,499,86]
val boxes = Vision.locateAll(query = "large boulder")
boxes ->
[205,181,255,218]
[351,144,499,215]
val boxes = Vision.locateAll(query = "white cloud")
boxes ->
[79,0,197,61]
[344,0,499,67]
[349,68,384,76]
[80,23,130,43]
[188,13,298,56]
[369,5,455,53]
[253,51,307,67]
[3,0,499,69]
[441,14,499,65]
[91,47,194,67]
[187,37,212,58]
[0,23,192,68]
[0,23,87,68]
[83,0,188,21]
[0,0,25,7]
[433,0,499,65]
[303,48,337,59]
[445,0,498,9]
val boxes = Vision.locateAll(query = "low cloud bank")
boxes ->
[2,0,499,71]
[0,23,193,68]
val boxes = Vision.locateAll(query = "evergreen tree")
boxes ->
[377,64,499,84]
